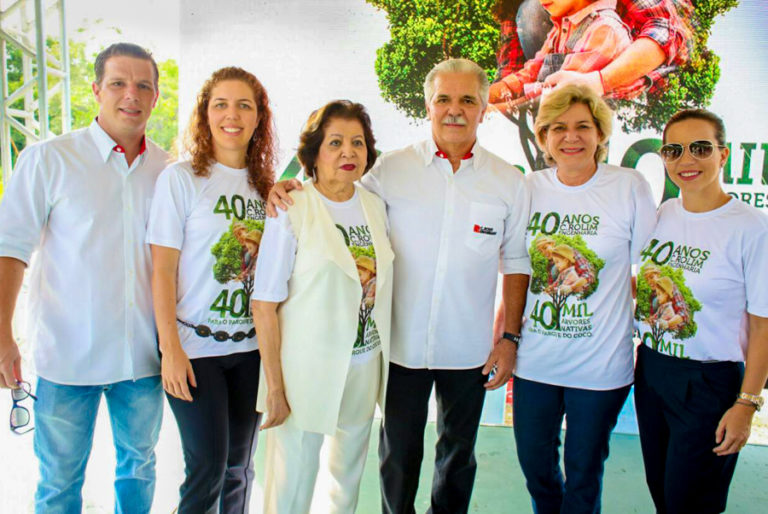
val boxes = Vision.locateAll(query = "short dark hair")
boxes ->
[298,100,378,180]
[94,42,159,90]
[663,108,726,146]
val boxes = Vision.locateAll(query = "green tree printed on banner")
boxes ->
[529,234,604,330]
[635,263,702,349]
[365,0,738,170]
[366,0,499,120]
[211,219,264,299]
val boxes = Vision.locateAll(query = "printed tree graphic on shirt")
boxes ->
[350,245,377,348]
[529,234,604,330]
[635,263,701,349]
[211,219,264,300]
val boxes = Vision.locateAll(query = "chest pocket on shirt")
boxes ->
[465,202,505,256]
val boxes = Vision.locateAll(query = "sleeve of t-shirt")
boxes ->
[0,144,49,265]
[500,178,532,275]
[251,209,297,303]
[743,216,768,317]
[629,174,658,265]
[146,164,193,250]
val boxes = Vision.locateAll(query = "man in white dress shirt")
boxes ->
[268,58,530,514]
[0,43,168,513]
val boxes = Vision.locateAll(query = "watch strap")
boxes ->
[738,392,764,411]
[501,332,521,347]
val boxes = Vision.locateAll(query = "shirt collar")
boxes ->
[558,0,616,26]
[420,138,484,168]
[88,119,148,163]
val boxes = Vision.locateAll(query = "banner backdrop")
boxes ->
[180,0,768,432]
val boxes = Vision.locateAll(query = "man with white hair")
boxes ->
[268,58,530,513]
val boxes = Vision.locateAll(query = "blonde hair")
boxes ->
[534,84,613,166]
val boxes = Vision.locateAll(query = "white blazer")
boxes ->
[257,181,394,435]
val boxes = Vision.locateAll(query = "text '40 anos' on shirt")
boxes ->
[515,164,657,390]
[635,198,768,362]
[360,140,531,370]
[0,121,169,385]
[252,189,382,366]
[146,161,265,359]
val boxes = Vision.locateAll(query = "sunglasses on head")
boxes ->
[10,381,37,435]
[659,140,725,163]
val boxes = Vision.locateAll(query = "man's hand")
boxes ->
[713,403,754,456]
[261,389,291,430]
[0,337,22,389]
[482,340,516,390]
[161,344,197,402]
[544,70,604,96]
[265,178,303,217]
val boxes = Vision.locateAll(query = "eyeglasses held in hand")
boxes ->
[10,381,37,435]
[659,140,725,163]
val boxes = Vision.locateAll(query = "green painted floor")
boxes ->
[255,421,768,513]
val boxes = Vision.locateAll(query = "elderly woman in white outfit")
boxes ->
[251,100,393,514]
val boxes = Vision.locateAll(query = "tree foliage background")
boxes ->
[1,22,178,189]
[367,0,738,167]
[635,262,702,343]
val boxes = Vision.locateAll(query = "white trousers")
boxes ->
[263,353,381,514]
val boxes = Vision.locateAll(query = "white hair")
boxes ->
[423,58,490,107]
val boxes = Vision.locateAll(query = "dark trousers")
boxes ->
[634,344,743,514]
[167,350,262,514]
[379,363,487,514]
[513,375,630,514]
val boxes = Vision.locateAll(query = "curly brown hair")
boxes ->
[184,67,276,199]
[297,100,377,180]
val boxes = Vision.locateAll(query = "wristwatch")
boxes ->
[738,392,764,411]
[501,332,521,347]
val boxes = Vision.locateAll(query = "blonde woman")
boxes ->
[513,84,657,513]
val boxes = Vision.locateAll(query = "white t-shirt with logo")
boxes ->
[252,189,382,365]
[515,164,657,390]
[147,161,266,359]
[635,198,768,362]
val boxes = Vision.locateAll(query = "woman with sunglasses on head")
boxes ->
[634,109,768,514]
[147,67,275,513]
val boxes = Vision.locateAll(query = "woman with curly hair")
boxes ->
[147,66,276,513]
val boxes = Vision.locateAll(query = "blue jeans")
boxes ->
[513,376,630,514]
[33,376,163,514]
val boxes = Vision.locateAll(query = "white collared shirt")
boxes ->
[0,121,169,385]
[361,139,530,369]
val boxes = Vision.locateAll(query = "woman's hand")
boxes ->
[261,389,291,430]
[161,344,197,402]
[713,403,755,456]
[265,179,303,217]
